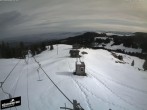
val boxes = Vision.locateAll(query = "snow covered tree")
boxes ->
[131,60,134,66]
[143,59,147,71]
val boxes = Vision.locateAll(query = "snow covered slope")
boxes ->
[94,37,142,53]
[0,44,147,110]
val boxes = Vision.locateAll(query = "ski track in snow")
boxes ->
[68,58,130,110]
[68,59,130,110]
[86,68,146,110]
[77,81,130,110]
[67,61,93,110]
[67,57,130,110]
[74,79,93,110]
[87,67,147,95]
[12,61,27,97]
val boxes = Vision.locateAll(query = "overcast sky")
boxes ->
[0,0,147,39]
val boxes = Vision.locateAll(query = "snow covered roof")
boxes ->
[76,61,85,66]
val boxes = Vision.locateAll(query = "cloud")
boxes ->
[0,0,147,39]
[0,11,22,31]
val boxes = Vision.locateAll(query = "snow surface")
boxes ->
[104,43,142,53]
[0,44,147,110]
[95,37,109,40]
[94,40,142,53]
[106,33,133,37]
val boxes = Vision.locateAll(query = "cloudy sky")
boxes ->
[0,0,147,39]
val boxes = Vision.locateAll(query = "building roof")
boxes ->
[70,49,80,53]
[76,61,85,66]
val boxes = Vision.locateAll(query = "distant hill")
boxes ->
[59,32,147,59]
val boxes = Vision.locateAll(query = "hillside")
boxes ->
[0,44,147,110]
[1,31,147,59]
[60,32,147,59]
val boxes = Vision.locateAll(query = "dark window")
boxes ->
[81,67,84,71]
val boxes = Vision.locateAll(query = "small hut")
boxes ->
[72,44,80,49]
[75,60,86,76]
[69,49,80,58]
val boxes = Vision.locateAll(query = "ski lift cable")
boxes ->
[32,56,73,105]
[1,85,11,99]
[0,59,21,99]
[2,59,21,86]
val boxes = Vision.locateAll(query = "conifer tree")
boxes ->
[131,60,134,66]
[41,42,46,51]
[50,44,54,50]
[143,58,147,71]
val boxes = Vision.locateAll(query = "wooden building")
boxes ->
[75,61,86,76]
[69,49,80,58]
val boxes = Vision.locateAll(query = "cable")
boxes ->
[0,59,21,98]
[32,56,73,105]
[1,85,12,98]
[1,59,21,86]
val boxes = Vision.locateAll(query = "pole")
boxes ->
[37,69,41,81]
[57,44,58,55]
[65,103,66,110]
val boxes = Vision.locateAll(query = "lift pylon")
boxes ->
[60,100,84,110]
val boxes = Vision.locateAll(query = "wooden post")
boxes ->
[73,100,84,110]
[57,44,58,55]
[65,103,66,110]
[73,100,78,110]
[0,82,3,88]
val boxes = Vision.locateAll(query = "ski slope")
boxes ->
[94,37,142,53]
[0,44,147,110]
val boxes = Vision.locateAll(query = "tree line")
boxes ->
[0,41,54,59]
